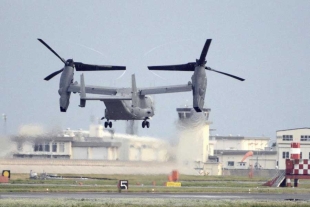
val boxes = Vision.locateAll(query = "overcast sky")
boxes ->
[0,0,309,141]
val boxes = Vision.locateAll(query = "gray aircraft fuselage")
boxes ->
[104,94,154,121]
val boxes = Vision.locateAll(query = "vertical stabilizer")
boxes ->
[132,74,139,107]
[79,74,86,107]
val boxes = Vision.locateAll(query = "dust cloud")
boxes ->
[126,120,138,135]
[174,109,210,174]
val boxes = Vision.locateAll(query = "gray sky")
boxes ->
[0,0,309,141]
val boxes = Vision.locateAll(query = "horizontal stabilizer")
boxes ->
[148,62,196,71]
[140,82,192,95]
[81,96,132,101]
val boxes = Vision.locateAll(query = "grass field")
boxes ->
[1,198,310,207]
[1,174,310,206]
[1,173,310,194]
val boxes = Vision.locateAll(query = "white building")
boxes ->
[213,136,270,151]
[276,128,310,170]
[212,135,277,169]
[11,124,168,162]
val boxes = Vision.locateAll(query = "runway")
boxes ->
[0,192,309,201]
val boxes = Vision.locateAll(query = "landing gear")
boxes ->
[142,120,150,128]
[104,121,112,128]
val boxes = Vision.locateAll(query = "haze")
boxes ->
[0,1,309,141]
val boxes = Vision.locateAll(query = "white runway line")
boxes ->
[164,195,240,199]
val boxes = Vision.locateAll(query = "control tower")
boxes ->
[176,107,211,167]
[176,107,221,175]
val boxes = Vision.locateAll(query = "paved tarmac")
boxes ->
[0,192,309,201]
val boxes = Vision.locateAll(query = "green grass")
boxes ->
[0,198,309,207]
[1,174,310,206]
[9,173,267,186]
[2,173,310,194]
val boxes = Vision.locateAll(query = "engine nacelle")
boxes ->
[59,93,71,112]
[193,85,204,112]
[192,70,207,113]
[58,66,74,112]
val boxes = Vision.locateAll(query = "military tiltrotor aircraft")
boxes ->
[71,73,192,128]
[38,39,192,128]
[38,39,126,112]
[148,39,245,112]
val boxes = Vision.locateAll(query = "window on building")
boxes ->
[34,143,44,152]
[283,151,290,159]
[59,143,65,152]
[39,143,43,151]
[283,135,293,141]
[44,142,50,152]
[228,161,234,166]
[309,152,310,159]
[239,162,246,166]
[301,135,310,141]
[300,152,303,159]
[34,144,37,152]
[52,143,57,152]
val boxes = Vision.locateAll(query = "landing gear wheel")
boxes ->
[109,121,112,128]
[104,122,108,128]
[146,121,150,128]
[142,121,145,128]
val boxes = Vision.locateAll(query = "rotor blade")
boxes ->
[205,67,245,81]
[38,39,65,64]
[44,68,64,81]
[198,39,212,65]
[74,62,126,71]
[148,62,195,71]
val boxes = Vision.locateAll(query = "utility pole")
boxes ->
[2,114,6,135]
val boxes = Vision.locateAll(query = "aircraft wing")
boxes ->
[68,83,118,95]
[139,82,192,95]
[81,95,131,101]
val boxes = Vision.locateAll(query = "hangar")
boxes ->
[10,124,168,162]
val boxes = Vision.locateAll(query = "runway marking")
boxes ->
[1,195,36,198]
[164,195,240,199]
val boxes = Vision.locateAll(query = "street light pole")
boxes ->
[2,114,6,135]
[220,151,223,175]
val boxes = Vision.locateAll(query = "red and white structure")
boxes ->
[290,142,300,159]
[285,141,310,187]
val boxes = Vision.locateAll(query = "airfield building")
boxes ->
[10,124,168,162]
[9,115,309,174]
[276,128,310,170]
[212,135,277,170]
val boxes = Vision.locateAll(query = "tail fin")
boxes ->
[131,74,139,107]
[79,74,86,107]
